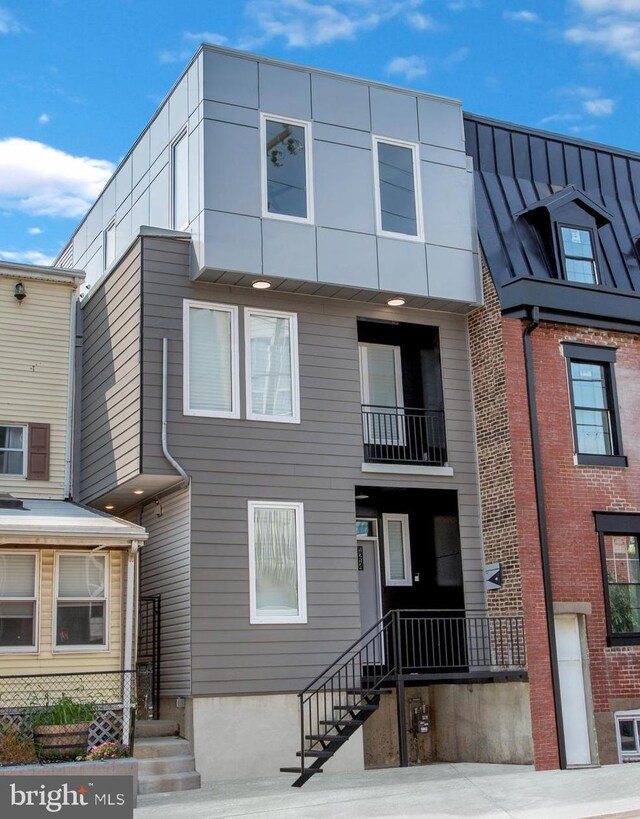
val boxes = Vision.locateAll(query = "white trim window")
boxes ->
[260,113,314,224]
[372,135,424,241]
[184,300,240,418]
[0,425,27,477]
[359,343,404,446]
[0,552,38,652]
[616,710,640,762]
[104,219,116,269]
[172,128,189,230]
[382,513,412,586]
[245,308,300,423]
[55,553,108,651]
[248,501,307,624]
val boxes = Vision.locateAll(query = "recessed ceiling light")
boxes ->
[133,489,144,495]
[105,504,115,510]
[387,297,406,307]
[252,280,272,290]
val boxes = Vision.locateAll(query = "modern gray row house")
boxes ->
[58,46,531,786]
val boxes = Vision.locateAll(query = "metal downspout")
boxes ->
[523,306,567,769]
[162,337,189,488]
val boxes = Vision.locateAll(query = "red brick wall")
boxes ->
[471,269,640,768]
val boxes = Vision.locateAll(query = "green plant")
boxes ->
[609,584,635,634]
[81,741,129,761]
[27,695,97,729]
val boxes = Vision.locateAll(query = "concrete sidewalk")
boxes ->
[135,762,640,818]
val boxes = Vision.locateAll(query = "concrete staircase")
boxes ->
[134,720,201,795]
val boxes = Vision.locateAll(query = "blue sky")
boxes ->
[1,0,640,266]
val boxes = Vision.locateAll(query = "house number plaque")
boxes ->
[357,544,364,571]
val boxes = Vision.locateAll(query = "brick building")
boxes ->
[465,114,640,768]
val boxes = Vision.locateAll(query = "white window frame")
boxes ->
[358,343,405,446]
[372,135,424,242]
[260,112,314,225]
[0,550,39,654]
[382,513,412,586]
[183,299,240,419]
[0,424,28,478]
[248,501,307,625]
[104,219,116,269]
[245,307,300,424]
[615,710,640,762]
[171,128,189,231]
[53,551,109,653]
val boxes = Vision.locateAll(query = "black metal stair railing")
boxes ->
[361,405,447,465]
[281,610,527,786]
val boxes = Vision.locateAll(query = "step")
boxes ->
[320,718,364,727]
[133,737,192,759]
[280,767,322,775]
[333,703,378,711]
[138,770,201,795]
[135,720,179,739]
[296,749,333,758]
[305,734,349,743]
[137,755,196,776]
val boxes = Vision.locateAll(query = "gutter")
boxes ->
[63,288,78,498]
[522,306,567,769]
[161,337,190,490]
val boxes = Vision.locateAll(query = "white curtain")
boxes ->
[249,313,293,418]
[58,554,105,598]
[0,553,35,597]
[254,507,298,615]
[189,306,233,413]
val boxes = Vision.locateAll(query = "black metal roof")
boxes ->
[464,112,640,330]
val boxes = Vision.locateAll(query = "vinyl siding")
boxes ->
[0,276,73,499]
[0,548,123,675]
[140,488,191,696]
[79,243,142,502]
[141,236,486,696]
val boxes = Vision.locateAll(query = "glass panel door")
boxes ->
[359,343,404,445]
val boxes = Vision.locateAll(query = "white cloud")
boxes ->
[443,46,470,67]
[407,11,436,30]
[38,113,50,125]
[0,249,56,266]
[0,138,114,218]
[386,55,427,79]
[583,96,616,114]
[244,0,421,48]
[538,113,582,126]
[183,31,229,45]
[503,10,540,23]
[28,227,42,235]
[566,0,640,67]
[447,0,481,10]
[0,7,23,34]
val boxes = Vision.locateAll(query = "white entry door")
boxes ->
[555,614,592,766]
[358,343,404,445]
[357,519,383,662]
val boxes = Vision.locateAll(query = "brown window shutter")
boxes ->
[27,423,50,481]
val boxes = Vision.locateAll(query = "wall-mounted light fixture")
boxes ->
[14,282,26,302]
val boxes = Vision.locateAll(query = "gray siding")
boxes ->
[141,487,191,696]
[59,47,480,306]
[141,236,485,696]
[79,242,142,502]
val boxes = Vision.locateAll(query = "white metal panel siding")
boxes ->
[79,243,142,502]
[0,276,72,499]
[140,488,191,696]
[141,236,486,697]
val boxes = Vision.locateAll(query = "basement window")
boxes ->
[616,711,640,762]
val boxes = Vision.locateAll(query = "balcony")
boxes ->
[361,405,447,466]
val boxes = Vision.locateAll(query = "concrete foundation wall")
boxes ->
[433,682,533,764]
[192,693,364,783]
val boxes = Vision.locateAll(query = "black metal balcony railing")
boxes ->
[362,405,447,465]
[0,670,137,750]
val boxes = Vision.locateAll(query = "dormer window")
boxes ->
[559,226,598,284]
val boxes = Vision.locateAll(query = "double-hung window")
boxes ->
[184,300,240,418]
[246,308,300,423]
[261,114,313,223]
[248,501,306,624]
[0,552,37,651]
[563,343,626,467]
[382,513,412,586]
[559,226,599,284]
[55,553,107,650]
[602,534,640,640]
[0,425,27,476]
[172,129,189,230]
[373,136,423,240]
